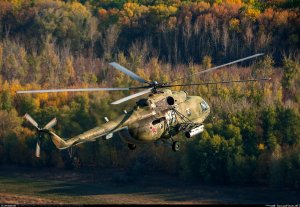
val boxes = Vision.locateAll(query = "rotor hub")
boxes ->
[150,81,159,87]
[149,81,160,93]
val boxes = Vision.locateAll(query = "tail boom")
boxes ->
[46,130,69,150]
[25,113,126,153]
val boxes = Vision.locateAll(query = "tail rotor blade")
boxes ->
[35,140,41,158]
[24,113,39,129]
[43,118,57,130]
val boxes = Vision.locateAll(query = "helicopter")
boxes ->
[17,53,269,157]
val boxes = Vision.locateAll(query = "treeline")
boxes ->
[0,0,299,65]
[0,0,299,189]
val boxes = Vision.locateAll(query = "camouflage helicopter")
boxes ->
[17,53,269,157]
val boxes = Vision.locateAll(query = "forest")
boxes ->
[0,0,299,189]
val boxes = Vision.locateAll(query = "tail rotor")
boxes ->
[24,113,57,158]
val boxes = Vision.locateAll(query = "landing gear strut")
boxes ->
[61,148,82,169]
[128,143,136,150]
[172,141,180,152]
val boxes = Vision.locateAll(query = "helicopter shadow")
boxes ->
[38,174,300,204]
[38,173,216,203]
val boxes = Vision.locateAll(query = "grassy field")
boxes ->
[0,166,299,204]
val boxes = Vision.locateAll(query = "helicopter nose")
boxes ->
[200,99,210,113]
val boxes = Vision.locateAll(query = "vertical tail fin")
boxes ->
[46,131,69,150]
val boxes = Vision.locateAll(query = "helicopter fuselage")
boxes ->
[114,89,210,144]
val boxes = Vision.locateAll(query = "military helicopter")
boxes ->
[17,53,269,157]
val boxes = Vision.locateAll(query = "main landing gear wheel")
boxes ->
[172,141,180,152]
[128,143,136,150]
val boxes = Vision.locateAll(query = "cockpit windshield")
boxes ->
[200,101,209,112]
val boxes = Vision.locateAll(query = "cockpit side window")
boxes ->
[200,101,209,112]
[136,98,150,107]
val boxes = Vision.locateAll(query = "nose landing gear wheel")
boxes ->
[128,143,136,150]
[172,141,180,152]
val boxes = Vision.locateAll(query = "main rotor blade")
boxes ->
[17,88,129,94]
[111,89,152,105]
[24,113,39,129]
[168,53,264,84]
[163,78,271,88]
[109,62,149,84]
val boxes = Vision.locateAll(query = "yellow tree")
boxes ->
[40,36,60,87]
[62,56,76,85]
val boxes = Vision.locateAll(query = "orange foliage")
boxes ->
[211,1,242,19]
[36,93,49,103]
[273,10,289,26]
[192,2,210,13]
[263,8,274,20]
[0,1,12,17]
[98,8,108,20]
[108,8,119,16]
[223,0,243,4]
[5,0,22,10]
[9,80,22,94]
